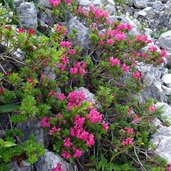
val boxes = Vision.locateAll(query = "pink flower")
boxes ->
[56,113,63,118]
[102,121,109,130]
[63,138,72,147]
[86,134,95,146]
[68,49,76,56]
[135,34,148,42]
[149,45,158,52]
[115,33,126,41]
[87,109,102,124]
[49,126,59,135]
[58,64,66,71]
[73,148,82,158]
[70,68,78,75]
[56,93,66,101]
[61,150,71,159]
[48,90,56,96]
[109,57,120,67]
[148,105,156,111]
[61,56,69,64]
[122,64,129,73]
[125,128,134,135]
[27,28,36,35]
[79,131,89,141]
[60,41,71,48]
[74,62,81,68]
[132,71,141,79]
[160,49,167,57]
[52,162,64,171]
[74,116,85,126]
[133,115,140,123]
[79,68,86,75]
[122,137,133,146]
[107,39,114,45]
[67,91,85,110]
[117,23,132,31]
[65,0,71,4]
[49,0,61,6]
[17,28,25,33]
[99,41,105,46]
[40,117,50,128]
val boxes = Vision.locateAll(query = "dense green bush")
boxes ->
[0,1,168,170]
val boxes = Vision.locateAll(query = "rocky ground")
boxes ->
[1,0,171,170]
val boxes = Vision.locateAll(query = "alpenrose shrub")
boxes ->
[41,90,108,160]
[0,1,168,171]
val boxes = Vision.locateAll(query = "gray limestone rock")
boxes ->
[68,17,89,48]
[151,126,171,163]
[35,150,77,171]
[76,87,95,103]
[133,0,147,9]
[121,16,140,36]
[17,120,44,144]
[159,30,171,51]
[162,74,171,88]
[9,161,34,171]
[17,2,37,29]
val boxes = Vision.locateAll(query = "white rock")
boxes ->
[101,0,115,6]
[159,30,171,51]
[133,0,147,9]
[92,0,103,7]
[156,102,171,122]
[151,126,171,163]
[143,28,153,35]
[79,0,91,6]
[162,74,171,88]
[137,10,147,17]
[162,85,171,95]
[76,87,95,103]
[38,0,50,7]
[105,4,116,15]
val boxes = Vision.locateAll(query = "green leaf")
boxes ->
[3,141,17,148]
[0,104,19,113]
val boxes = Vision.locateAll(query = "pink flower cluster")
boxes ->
[52,162,64,171]
[87,109,102,124]
[56,24,67,36]
[132,71,141,79]
[122,137,133,146]
[40,117,50,128]
[49,0,71,7]
[41,90,109,160]
[59,41,71,48]
[135,34,152,44]
[109,57,120,67]
[67,91,85,110]
[148,105,156,111]
[70,62,87,75]
[89,5,109,20]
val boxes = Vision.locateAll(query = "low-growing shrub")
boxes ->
[0,1,168,170]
